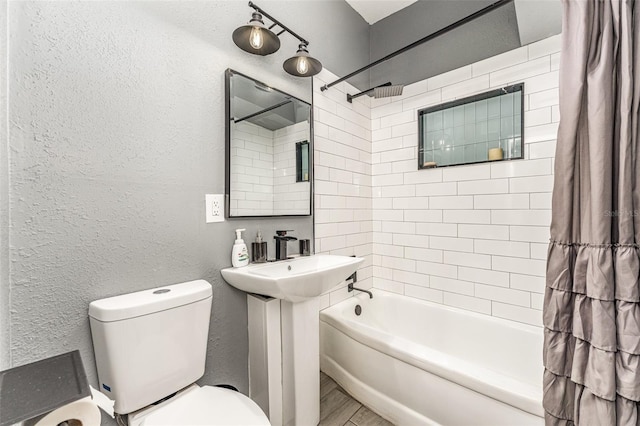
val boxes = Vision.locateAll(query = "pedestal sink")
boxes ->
[221,255,363,426]
[221,254,364,302]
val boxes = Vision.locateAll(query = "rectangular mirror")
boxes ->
[225,69,312,218]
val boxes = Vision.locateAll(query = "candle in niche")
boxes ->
[488,147,504,161]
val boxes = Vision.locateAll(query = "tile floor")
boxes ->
[320,372,394,426]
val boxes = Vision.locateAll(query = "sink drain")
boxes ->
[355,305,362,316]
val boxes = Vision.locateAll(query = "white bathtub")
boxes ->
[320,290,544,426]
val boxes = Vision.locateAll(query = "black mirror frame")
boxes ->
[224,68,313,218]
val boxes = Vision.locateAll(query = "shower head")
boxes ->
[346,82,404,103]
[373,84,404,98]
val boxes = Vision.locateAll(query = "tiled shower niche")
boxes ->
[418,83,524,169]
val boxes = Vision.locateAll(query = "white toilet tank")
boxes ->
[89,280,213,415]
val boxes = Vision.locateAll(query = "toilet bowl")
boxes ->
[89,280,270,425]
[128,384,270,426]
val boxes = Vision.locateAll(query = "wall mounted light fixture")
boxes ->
[232,1,323,77]
[283,44,323,77]
[232,11,280,56]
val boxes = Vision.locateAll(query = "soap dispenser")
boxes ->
[251,230,267,263]
[232,229,249,267]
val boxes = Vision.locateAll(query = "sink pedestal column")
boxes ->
[281,298,320,426]
[247,294,320,426]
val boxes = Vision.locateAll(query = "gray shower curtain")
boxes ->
[543,0,640,424]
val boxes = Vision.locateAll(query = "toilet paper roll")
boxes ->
[34,397,101,426]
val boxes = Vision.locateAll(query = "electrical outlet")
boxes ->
[205,194,225,223]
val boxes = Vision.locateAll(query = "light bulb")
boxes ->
[249,27,263,50]
[296,57,309,75]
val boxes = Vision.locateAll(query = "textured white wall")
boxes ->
[4,0,370,389]
[0,0,9,370]
[6,1,326,402]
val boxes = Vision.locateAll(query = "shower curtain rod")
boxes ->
[319,0,514,92]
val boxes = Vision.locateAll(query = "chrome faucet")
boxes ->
[274,230,297,260]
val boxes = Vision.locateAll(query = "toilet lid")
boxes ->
[142,386,271,426]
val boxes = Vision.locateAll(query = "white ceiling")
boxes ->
[345,0,419,24]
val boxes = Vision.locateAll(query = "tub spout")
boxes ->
[348,282,373,299]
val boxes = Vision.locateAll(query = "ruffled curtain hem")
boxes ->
[544,242,640,423]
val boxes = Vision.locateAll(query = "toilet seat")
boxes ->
[136,385,270,426]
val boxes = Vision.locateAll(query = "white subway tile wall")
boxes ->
[314,70,374,311]
[231,121,310,216]
[273,122,311,215]
[230,121,275,216]
[314,35,560,326]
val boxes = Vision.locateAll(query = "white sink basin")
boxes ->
[221,255,364,303]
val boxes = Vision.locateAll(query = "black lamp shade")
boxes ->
[232,13,280,56]
[283,45,323,77]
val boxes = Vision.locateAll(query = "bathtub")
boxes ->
[320,290,544,426]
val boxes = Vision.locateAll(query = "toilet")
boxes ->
[88,280,270,426]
